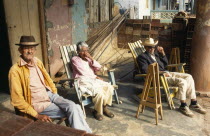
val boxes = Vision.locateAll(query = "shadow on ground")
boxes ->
[0,80,210,136]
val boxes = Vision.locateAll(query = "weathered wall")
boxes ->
[45,0,72,77]
[71,0,88,44]
[139,0,151,19]
[114,0,139,19]
[44,0,133,80]
[114,0,152,19]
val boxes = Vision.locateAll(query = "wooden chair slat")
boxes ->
[60,46,71,79]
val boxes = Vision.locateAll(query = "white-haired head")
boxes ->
[76,41,89,52]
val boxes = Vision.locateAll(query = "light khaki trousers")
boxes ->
[92,84,113,115]
[166,72,196,101]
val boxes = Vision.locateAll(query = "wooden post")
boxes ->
[191,0,210,92]
[38,0,49,72]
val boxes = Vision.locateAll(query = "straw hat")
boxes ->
[143,38,158,47]
[15,36,39,46]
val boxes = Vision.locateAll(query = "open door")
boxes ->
[0,0,11,93]
[3,0,43,64]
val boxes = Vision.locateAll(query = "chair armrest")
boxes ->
[112,85,118,89]
[167,63,186,67]
[135,74,147,77]
[58,78,77,84]
[159,71,166,75]
[167,63,186,73]
[108,69,115,72]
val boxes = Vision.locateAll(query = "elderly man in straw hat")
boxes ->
[137,38,207,117]
[71,41,115,121]
[8,36,92,133]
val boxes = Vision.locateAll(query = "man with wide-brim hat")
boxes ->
[137,38,207,117]
[15,35,39,46]
[15,36,39,64]
[9,35,92,133]
[143,38,158,47]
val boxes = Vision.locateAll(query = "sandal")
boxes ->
[93,110,103,121]
[103,107,114,118]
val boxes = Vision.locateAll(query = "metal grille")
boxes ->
[151,10,178,20]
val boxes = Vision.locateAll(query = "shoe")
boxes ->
[189,104,207,114]
[179,106,194,117]
[103,107,114,118]
[93,110,103,121]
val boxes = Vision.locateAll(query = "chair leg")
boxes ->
[172,102,176,109]
[136,104,142,118]
[56,118,66,125]
[159,106,163,120]
[80,102,86,118]
[155,109,158,125]
[170,96,176,109]
[114,89,120,104]
[141,105,145,113]
[65,119,70,127]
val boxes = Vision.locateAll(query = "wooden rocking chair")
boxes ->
[128,40,181,109]
[59,44,120,116]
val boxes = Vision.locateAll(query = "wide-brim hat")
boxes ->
[15,36,39,46]
[143,38,158,47]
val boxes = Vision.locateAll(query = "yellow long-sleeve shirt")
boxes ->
[8,57,57,118]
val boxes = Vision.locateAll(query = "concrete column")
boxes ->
[191,0,196,14]
[167,0,170,10]
[179,0,185,11]
[191,0,210,92]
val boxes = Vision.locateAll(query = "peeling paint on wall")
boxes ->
[45,0,72,77]
[114,0,140,18]
[114,0,152,19]
[44,0,54,9]
[71,0,88,44]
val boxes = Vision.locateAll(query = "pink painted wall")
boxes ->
[45,0,72,77]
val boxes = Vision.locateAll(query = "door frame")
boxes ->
[38,0,49,72]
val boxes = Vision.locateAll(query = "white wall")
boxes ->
[139,0,151,19]
[114,0,140,19]
[114,0,152,19]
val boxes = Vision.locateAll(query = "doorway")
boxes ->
[0,0,12,94]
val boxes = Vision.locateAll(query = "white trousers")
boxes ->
[78,77,113,115]
[166,72,196,101]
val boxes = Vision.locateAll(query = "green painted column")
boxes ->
[71,0,88,44]
[191,0,210,92]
